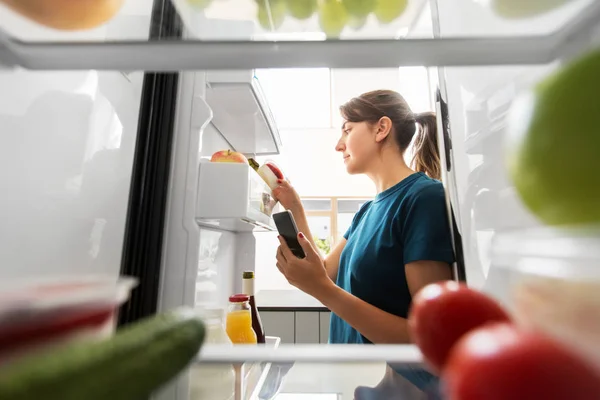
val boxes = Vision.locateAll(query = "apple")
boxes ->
[210,150,248,164]
[505,49,600,226]
[491,0,573,19]
[257,161,285,190]
[0,0,124,30]
[374,0,408,24]
[318,0,348,38]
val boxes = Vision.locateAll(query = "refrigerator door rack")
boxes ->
[196,161,279,232]
[206,70,281,156]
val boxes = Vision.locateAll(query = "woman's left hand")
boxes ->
[275,233,333,299]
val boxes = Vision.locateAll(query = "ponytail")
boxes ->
[411,111,441,180]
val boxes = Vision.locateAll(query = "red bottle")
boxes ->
[242,271,265,344]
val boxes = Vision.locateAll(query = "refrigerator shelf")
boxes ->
[198,343,423,365]
[0,0,599,70]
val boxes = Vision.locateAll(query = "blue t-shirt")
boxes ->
[329,172,455,344]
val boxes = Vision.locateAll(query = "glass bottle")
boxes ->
[225,294,257,344]
[189,307,235,400]
[242,271,266,344]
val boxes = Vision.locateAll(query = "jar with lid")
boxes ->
[226,294,257,344]
[189,307,235,400]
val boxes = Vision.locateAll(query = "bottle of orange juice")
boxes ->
[226,294,257,344]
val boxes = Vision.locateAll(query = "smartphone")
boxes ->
[273,210,306,259]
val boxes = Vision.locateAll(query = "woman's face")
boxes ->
[335,120,379,175]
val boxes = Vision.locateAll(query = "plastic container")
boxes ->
[489,225,600,372]
[0,275,137,362]
[190,307,235,400]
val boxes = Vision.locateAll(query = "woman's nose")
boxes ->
[335,138,345,152]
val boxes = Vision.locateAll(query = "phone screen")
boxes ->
[273,211,306,259]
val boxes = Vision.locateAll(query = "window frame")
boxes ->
[302,196,371,249]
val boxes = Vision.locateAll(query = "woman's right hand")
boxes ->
[272,179,303,212]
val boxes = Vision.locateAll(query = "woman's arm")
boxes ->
[405,260,452,295]
[272,180,345,281]
[276,231,451,343]
[316,261,451,344]
[290,207,346,282]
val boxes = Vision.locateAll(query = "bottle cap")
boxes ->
[229,294,250,303]
[243,271,254,279]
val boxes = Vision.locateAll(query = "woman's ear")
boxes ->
[374,116,392,143]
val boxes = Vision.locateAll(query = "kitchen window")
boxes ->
[254,68,332,130]
[254,196,370,292]
[303,197,370,256]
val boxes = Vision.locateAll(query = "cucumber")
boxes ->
[0,308,205,400]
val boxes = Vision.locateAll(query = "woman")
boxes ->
[273,90,454,393]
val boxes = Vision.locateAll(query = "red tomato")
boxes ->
[444,323,600,400]
[408,281,510,373]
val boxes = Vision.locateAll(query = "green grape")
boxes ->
[255,0,283,6]
[374,0,408,24]
[286,0,317,20]
[348,15,368,30]
[187,0,213,10]
[318,0,348,38]
[342,0,376,18]
[257,1,287,30]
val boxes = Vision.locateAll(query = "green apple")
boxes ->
[318,0,348,38]
[285,0,316,20]
[491,0,573,19]
[342,0,376,18]
[257,1,287,30]
[187,0,213,10]
[374,0,408,24]
[506,49,600,226]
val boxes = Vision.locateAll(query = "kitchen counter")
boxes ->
[257,360,435,400]
[256,290,328,312]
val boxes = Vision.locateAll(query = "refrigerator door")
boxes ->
[0,53,149,284]
[431,0,598,300]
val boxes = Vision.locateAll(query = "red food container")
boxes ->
[0,275,137,363]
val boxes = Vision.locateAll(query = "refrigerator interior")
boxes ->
[1,0,600,399]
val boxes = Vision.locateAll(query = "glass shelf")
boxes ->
[0,0,598,70]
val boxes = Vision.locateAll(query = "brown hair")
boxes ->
[339,90,441,180]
